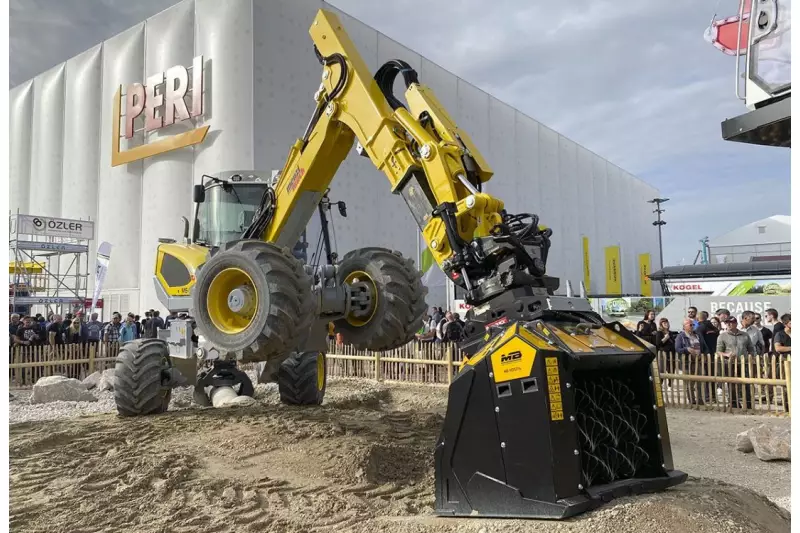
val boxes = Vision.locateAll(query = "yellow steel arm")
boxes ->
[264,9,507,271]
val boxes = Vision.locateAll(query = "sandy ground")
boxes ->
[9,379,791,533]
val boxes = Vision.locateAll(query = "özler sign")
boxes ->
[15,214,95,240]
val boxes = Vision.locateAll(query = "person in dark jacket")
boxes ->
[636,310,658,345]
[655,318,677,353]
[675,318,705,405]
[695,311,719,355]
[754,313,773,355]
[655,318,676,388]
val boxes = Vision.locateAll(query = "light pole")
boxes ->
[648,198,668,270]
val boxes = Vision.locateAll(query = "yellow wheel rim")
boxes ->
[206,267,259,334]
[317,353,325,391]
[344,270,378,327]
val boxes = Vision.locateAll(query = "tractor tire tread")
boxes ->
[335,247,427,351]
[278,352,325,405]
[114,339,171,417]
[192,240,316,362]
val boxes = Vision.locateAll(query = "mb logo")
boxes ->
[500,351,523,364]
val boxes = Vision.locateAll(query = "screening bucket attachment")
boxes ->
[434,311,687,519]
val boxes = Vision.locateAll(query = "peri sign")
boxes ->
[14,215,95,240]
[111,55,209,167]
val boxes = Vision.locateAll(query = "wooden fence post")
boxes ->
[88,343,96,374]
[375,350,383,382]
[446,345,454,384]
[784,358,791,415]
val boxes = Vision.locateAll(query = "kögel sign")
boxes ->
[111,55,209,167]
[670,283,705,292]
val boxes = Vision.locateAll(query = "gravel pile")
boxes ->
[9,372,388,424]
[9,386,200,424]
[9,388,117,424]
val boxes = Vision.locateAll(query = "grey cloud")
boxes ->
[10,0,179,86]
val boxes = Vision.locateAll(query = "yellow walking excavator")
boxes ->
[114,9,686,519]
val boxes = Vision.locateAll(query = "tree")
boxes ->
[629,298,654,313]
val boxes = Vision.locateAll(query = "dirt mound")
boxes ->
[9,380,790,533]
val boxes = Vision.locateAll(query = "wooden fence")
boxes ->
[9,343,120,387]
[326,341,458,385]
[326,344,790,414]
[9,341,791,415]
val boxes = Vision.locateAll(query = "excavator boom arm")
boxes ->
[256,9,552,304]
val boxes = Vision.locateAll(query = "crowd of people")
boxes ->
[414,307,468,343]
[635,306,791,410]
[634,307,791,357]
[9,309,188,348]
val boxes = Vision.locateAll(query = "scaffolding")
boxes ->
[9,212,94,318]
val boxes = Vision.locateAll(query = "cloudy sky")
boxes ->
[10,0,790,266]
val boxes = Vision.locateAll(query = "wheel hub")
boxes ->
[227,285,256,315]
[206,267,259,334]
[344,271,377,326]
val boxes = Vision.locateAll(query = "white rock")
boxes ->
[220,395,257,407]
[748,424,791,461]
[31,376,97,404]
[736,430,753,453]
[97,368,116,391]
[82,371,102,390]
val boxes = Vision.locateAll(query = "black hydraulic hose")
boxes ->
[374,59,419,110]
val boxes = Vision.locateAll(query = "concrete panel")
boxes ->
[558,136,580,291]
[513,113,541,216]
[140,1,196,313]
[194,0,255,182]
[98,24,145,293]
[62,44,103,289]
[576,146,597,292]
[605,163,624,290]
[537,125,563,281]
[62,45,102,222]
[618,170,636,293]
[486,97,515,208]
[327,6,378,71]
[632,178,661,291]
[9,81,33,215]
[29,63,66,218]
[591,154,609,293]
[456,80,489,158]
[253,0,322,172]
[419,59,457,116]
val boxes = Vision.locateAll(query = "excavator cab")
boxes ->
[192,172,273,248]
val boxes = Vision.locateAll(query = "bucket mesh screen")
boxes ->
[574,375,651,488]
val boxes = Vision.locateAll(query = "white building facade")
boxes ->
[707,215,791,263]
[8,0,662,314]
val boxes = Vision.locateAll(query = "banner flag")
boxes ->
[639,253,652,297]
[604,245,622,295]
[91,241,113,314]
[582,236,591,293]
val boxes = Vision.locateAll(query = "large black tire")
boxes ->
[191,240,316,363]
[334,247,427,351]
[277,351,327,405]
[114,339,173,417]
